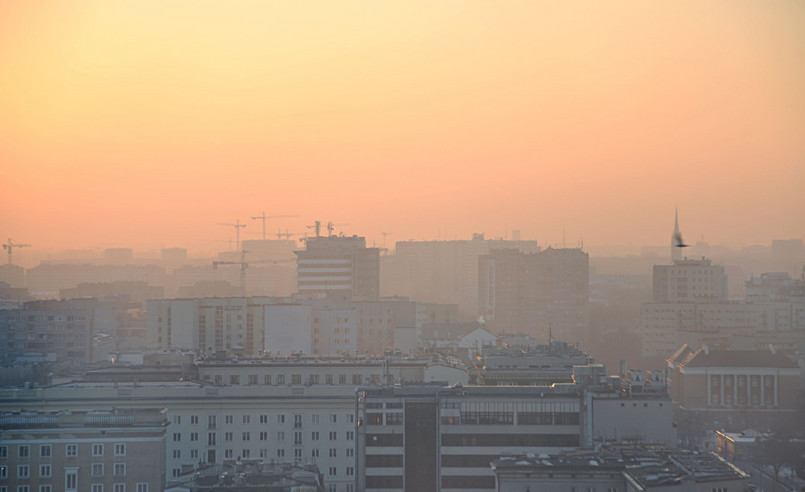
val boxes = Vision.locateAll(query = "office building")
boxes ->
[296,236,380,301]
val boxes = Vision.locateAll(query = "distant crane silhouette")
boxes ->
[2,238,31,265]
[217,220,247,251]
[250,212,298,240]
[213,250,295,296]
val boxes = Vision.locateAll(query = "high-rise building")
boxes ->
[385,235,541,317]
[478,248,589,343]
[295,236,380,301]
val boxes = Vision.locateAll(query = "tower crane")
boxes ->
[213,250,296,296]
[250,212,298,240]
[217,220,247,251]
[381,232,392,251]
[326,222,350,237]
[2,238,31,265]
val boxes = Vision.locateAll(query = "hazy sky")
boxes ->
[1,1,803,256]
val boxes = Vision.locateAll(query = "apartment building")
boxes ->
[478,247,589,343]
[0,408,167,492]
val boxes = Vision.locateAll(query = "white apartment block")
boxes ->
[652,257,727,303]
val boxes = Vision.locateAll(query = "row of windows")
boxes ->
[0,444,125,459]
[185,430,353,446]
[177,413,351,427]
[0,463,126,480]
[205,373,367,386]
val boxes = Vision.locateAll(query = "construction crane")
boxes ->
[217,220,247,251]
[250,212,298,240]
[2,238,31,265]
[213,250,295,296]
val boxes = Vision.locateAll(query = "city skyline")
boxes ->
[2,1,803,253]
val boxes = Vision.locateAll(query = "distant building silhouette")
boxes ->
[479,247,589,343]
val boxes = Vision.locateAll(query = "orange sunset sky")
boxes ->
[1,1,803,258]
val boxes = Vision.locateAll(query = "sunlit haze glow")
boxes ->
[1,1,803,258]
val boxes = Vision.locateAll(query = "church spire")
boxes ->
[671,207,688,261]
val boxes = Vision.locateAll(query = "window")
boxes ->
[113,485,125,492]
[136,484,148,492]
[329,448,337,457]
[242,449,250,459]
[264,375,272,385]
[224,449,233,459]
[0,446,6,458]
[329,414,338,424]
[229,375,239,385]
[347,414,355,424]
[259,415,268,424]
[113,463,126,477]
[190,415,199,425]
[329,431,337,441]
[328,467,336,477]
[17,487,29,492]
[346,431,354,441]
[190,450,198,459]
[326,374,333,384]
[294,414,303,428]
[339,375,346,384]
[65,470,78,491]
[39,486,52,492]
[208,433,217,446]
[173,433,181,442]
[225,415,233,424]
[174,416,181,425]
[17,465,30,479]
[190,432,199,442]
[242,415,250,424]
[66,444,78,457]
[346,466,354,476]
[93,444,104,456]
[242,432,250,441]
[277,449,285,458]
[294,432,303,445]
[0,466,6,479]
[91,485,103,492]
[172,450,181,459]
[39,465,51,478]
[18,446,30,458]
[291,374,302,385]
[277,415,285,424]
[311,414,320,424]
[225,432,233,442]
[346,448,354,457]
[207,415,216,429]
[277,431,285,441]
[259,432,268,441]
[311,449,319,458]
[92,463,104,476]
[277,375,285,385]
[114,444,126,456]
[311,431,319,441]
[39,445,51,458]
[248,375,258,385]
